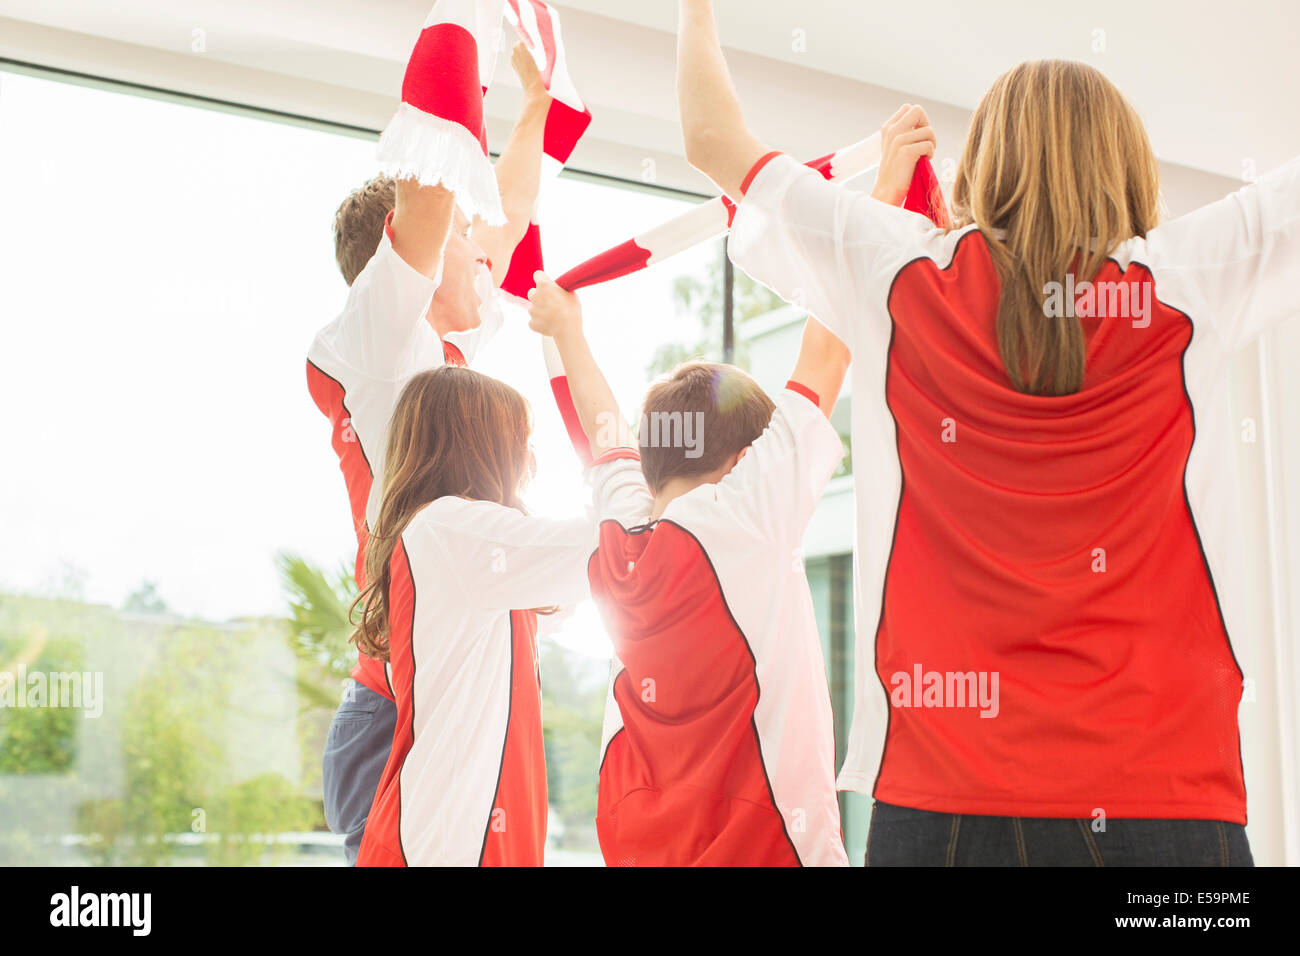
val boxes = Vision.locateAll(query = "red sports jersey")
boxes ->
[591,391,850,866]
[356,461,645,866]
[307,223,502,698]
[730,152,1300,823]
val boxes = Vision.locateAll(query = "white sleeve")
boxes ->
[714,387,844,544]
[1146,156,1300,352]
[728,154,934,350]
[407,498,596,611]
[312,233,445,381]
[588,453,654,529]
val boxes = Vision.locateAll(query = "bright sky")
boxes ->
[0,69,718,657]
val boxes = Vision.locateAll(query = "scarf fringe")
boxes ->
[376,103,506,225]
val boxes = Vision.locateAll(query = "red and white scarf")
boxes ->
[499,0,592,300]
[501,1,596,459]
[377,0,509,223]
[548,145,949,461]
[376,0,591,237]
[379,2,949,464]
[556,141,950,291]
[378,0,596,458]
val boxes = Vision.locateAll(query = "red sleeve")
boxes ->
[785,380,821,408]
[441,341,467,368]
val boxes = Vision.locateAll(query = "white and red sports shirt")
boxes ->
[307,221,502,698]
[357,457,648,866]
[730,152,1300,823]
[591,388,850,866]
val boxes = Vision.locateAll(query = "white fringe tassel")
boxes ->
[376,103,506,225]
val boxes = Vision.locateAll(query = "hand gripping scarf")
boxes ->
[380,2,949,463]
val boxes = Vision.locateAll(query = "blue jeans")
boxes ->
[322,680,397,866]
[865,801,1254,866]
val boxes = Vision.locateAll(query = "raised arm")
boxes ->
[315,177,454,382]
[409,499,597,612]
[790,318,852,418]
[526,273,636,458]
[777,105,932,415]
[723,104,936,354]
[389,180,456,280]
[1146,155,1300,351]
[473,43,552,287]
[676,0,768,200]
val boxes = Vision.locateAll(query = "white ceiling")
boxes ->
[562,0,1300,181]
[2,0,1296,185]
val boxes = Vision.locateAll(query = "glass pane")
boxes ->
[0,67,724,866]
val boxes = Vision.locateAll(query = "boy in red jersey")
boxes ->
[526,264,853,865]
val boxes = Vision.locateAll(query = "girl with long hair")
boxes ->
[677,0,1298,864]
[352,365,644,866]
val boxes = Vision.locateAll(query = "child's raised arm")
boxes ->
[789,318,851,418]
[526,274,636,458]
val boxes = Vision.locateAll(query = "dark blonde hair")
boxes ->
[639,362,775,494]
[334,175,396,286]
[351,366,533,660]
[951,60,1161,396]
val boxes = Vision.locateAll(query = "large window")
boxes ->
[17,59,1289,870]
[0,67,723,866]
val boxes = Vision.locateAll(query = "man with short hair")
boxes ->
[308,42,552,865]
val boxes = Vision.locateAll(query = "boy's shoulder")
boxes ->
[658,482,767,545]
[593,486,765,588]
[591,513,730,599]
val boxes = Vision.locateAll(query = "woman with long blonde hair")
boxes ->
[677,0,1298,865]
[351,365,644,866]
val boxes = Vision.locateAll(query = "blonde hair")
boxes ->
[951,60,1161,395]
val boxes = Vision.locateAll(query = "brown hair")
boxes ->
[638,361,775,494]
[350,366,533,660]
[951,60,1161,396]
[334,175,396,286]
